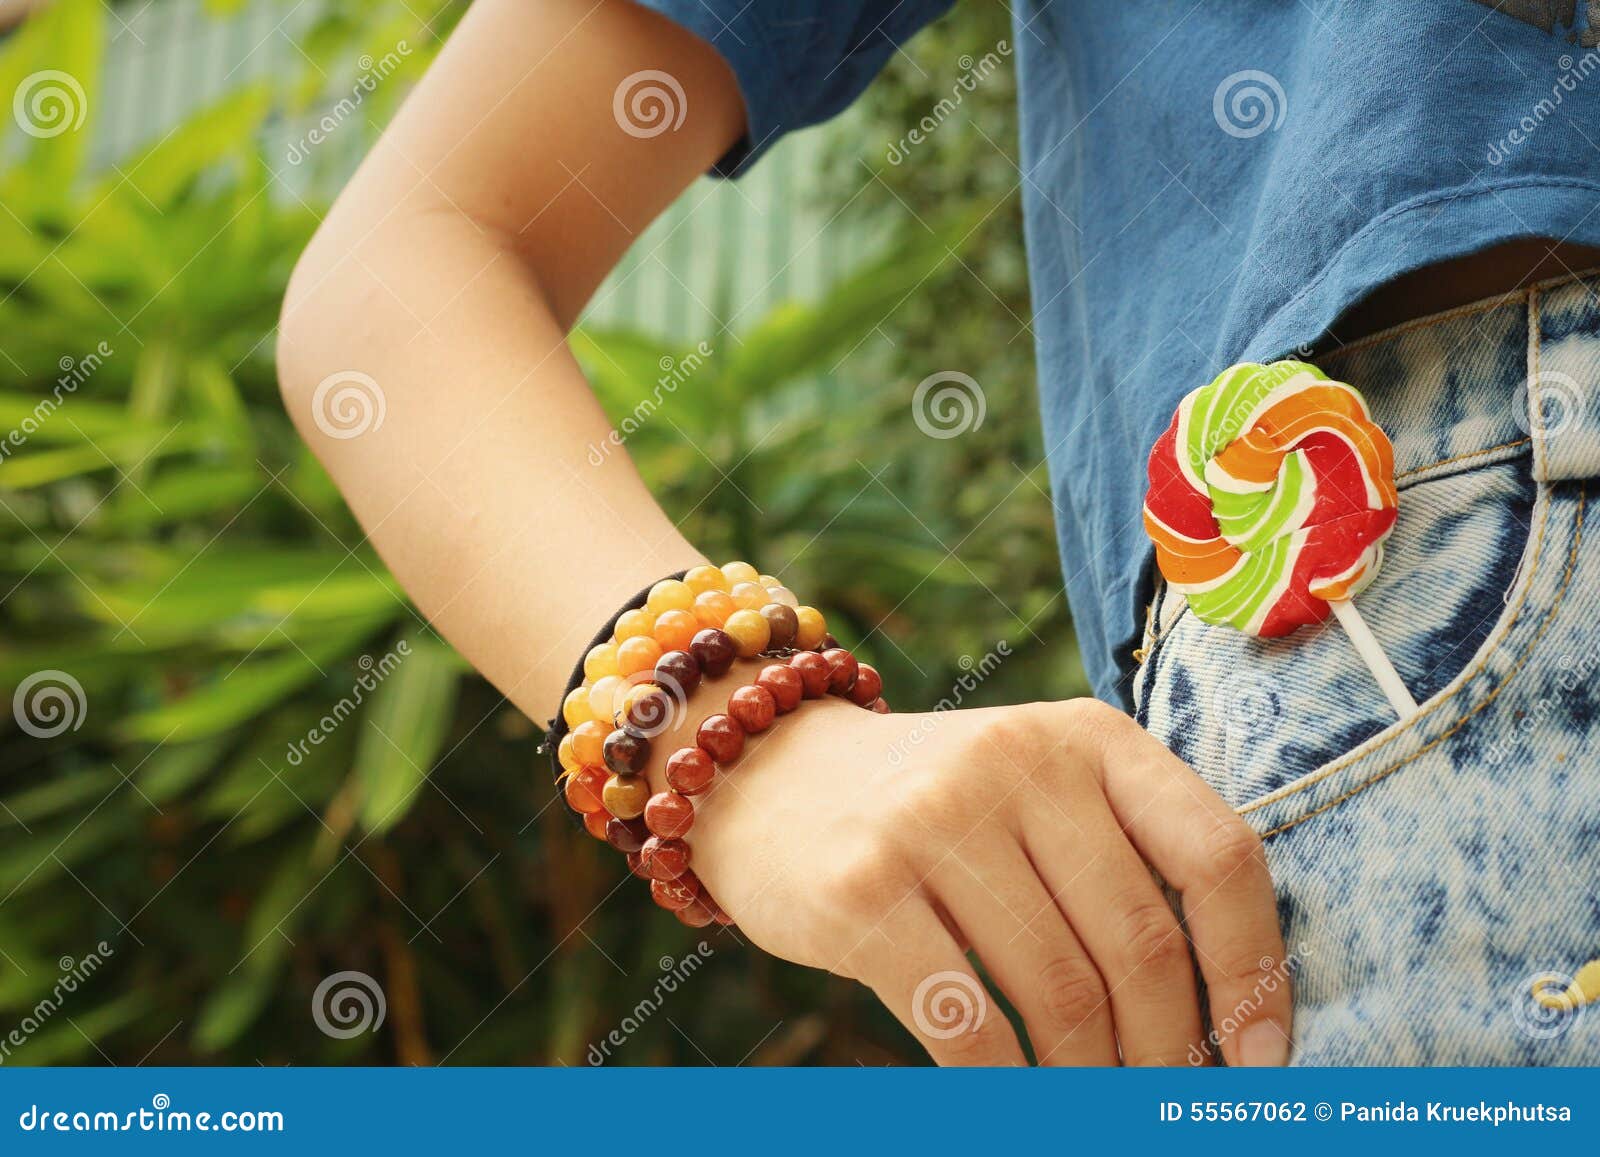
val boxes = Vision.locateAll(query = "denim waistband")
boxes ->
[1314,267,1600,486]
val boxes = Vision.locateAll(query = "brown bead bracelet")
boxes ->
[631,643,887,928]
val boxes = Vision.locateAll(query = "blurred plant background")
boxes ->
[0,0,1076,1065]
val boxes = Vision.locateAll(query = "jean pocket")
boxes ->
[1136,453,1565,823]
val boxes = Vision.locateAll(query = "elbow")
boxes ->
[275,230,376,447]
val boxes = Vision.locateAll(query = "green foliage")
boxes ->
[0,0,1065,1066]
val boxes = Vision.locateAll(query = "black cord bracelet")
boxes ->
[540,569,689,784]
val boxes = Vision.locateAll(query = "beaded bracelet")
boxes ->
[548,562,886,928]
[630,644,887,927]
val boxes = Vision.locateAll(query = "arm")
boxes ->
[279,0,1292,1066]
[278,0,735,718]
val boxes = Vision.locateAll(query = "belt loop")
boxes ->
[1526,273,1600,482]
[1528,284,1550,482]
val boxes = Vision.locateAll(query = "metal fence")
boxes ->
[87,0,864,341]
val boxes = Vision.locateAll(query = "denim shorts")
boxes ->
[1132,270,1600,1065]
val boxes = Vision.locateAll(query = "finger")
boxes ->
[1092,720,1292,1067]
[931,834,1118,1065]
[1018,784,1207,1066]
[851,900,1027,1066]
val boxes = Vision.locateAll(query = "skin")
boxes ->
[278,0,1292,1065]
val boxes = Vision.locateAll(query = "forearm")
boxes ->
[277,208,704,723]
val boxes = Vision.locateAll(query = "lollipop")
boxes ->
[1143,360,1417,718]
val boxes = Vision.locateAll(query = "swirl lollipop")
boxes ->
[1143,360,1417,718]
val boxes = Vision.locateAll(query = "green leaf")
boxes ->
[0,0,103,196]
[117,615,390,743]
[725,208,988,395]
[353,633,461,834]
[92,86,272,211]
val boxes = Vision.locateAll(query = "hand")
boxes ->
[667,677,1291,1066]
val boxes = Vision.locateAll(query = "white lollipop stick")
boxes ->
[1329,599,1417,720]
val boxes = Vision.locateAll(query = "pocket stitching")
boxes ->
[1238,472,1555,815]
[1253,483,1584,838]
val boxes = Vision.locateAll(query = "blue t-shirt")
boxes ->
[634,0,1600,705]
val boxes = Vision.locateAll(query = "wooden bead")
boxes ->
[675,897,717,927]
[652,649,702,697]
[822,648,859,695]
[563,765,608,814]
[614,608,656,641]
[603,727,650,775]
[759,603,798,650]
[646,578,694,615]
[690,628,737,677]
[755,664,803,713]
[587,675,624,723]
[665,746,715,795]
[583,642,620,681]
[616,635,663,678]
[626,851,651,879]
[602,773,651,820]
[557,732,581,775]
[870,698,891,714]
[653,609,698,653]
[696,713,745,764]
[571,719,611,767]
[765,584,799,608]
[848,662,883,707]
[651,876,700,911]
[790,651,830,699]
[730,581,769,611]
[645,791,695,839]
[605,816,650,854]
[720,560,760,586]
[794,606,827,651]
[583,809,612,840]
[692,589,735,628]
[562,686,596,728]
[728,684,776,733]
[641,836,691,881]
[723,609,771,657]
[684,564,728,596]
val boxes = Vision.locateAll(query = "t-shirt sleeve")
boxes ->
[631,0,956,175]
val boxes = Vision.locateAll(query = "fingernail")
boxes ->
[1238,1021,1291,1067]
